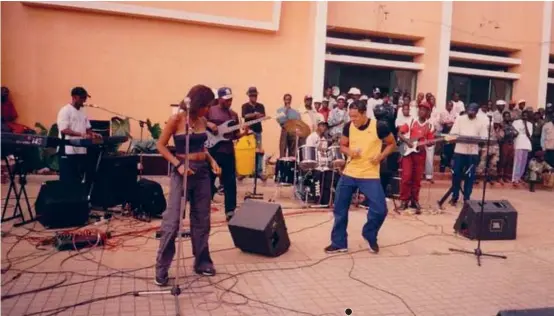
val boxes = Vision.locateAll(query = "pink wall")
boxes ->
[452,1,544,106]
[1,2,315,156]
[327,1,444,97]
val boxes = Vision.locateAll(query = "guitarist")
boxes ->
[206,87,244,221]
[397,103,435,212]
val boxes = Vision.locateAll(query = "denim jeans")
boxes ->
[451,153,479,202]
[331,175,388,249]
[254,133,263,176]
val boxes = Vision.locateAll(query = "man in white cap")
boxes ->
[367,88,383,119]
[451,92,465,115]
[492,100,505,125]
[299,94,324,133]
[360,95,369,107]
[348,87,361,103]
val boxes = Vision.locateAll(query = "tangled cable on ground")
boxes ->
[1,208,468,316]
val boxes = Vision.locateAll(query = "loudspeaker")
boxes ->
[35,180,90,229]
[90,155,139,209]
[228,200,290,257]
[130,178,166,217]
[497,308,554,315]
[454,200,518,240]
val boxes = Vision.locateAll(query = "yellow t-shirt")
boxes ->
[342,119,388,179]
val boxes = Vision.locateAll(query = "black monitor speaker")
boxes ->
[228,200,290,257]
[35,180,90,228]
[454,200,518,240]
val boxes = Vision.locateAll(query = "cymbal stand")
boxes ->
[134,100,197,315]
[292,131,300,201]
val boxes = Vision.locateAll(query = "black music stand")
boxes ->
[244,144,264,201]
[448,116,507,266]
[1,155,35,227]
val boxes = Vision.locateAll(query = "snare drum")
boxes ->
[327,146,346,169]
[275,158,296,185]
[298,145,318,170]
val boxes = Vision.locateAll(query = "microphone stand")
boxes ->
[87,105,147,179]
[448,116,507,266]
[134,103,197,315]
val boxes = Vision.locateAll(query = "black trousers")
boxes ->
[545,150,554,167]
[59,153,97,185]
[209,151,237,214]
[440,143,455,171]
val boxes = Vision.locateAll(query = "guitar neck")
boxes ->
[226,117,269,132]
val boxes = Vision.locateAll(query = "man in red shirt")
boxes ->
[318,98,330,122]
[1,87,30,134]
[397,103,435,212]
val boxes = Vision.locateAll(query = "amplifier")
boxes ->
[35,180,90,229]
[90,155,139,209]
[90,120,110,138]
[139,154,170,176]
[454,200,518,240]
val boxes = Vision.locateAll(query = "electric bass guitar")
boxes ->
[205,116,272,148]
[399,135,457,157]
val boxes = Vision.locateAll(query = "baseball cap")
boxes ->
[348,87,361,95]
[71,86,90,98]
[496,100,506,106]
[246,87,258,95]
[518,99,526,104]
[304,94,313,100]
[466,102,479,113]
[337,95,346,101]
[218,87,233,100]
[373,88,381,94]
[360,95,369,101]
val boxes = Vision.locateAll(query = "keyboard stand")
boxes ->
[1,156,36,227]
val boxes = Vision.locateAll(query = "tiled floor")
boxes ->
[2,175,554,316]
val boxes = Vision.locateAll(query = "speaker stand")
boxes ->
[245,150,263,201]
[448,116,507,266]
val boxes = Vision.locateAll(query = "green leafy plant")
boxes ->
[146,119,161,140]
[34,122,59,171]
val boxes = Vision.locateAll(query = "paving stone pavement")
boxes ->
[2,175,554,316]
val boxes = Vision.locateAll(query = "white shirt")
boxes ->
[477,109,490,128]
[57,104,91,155]
[450,115,488,155]
[452,100,465,115]
[299,108,324,132]
[366,98,383,119]
[395,114,413,128]
[512,119,533,150]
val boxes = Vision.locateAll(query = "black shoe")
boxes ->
[439,166,446,173]
[411,200,422,214]
[398,201,409,211]
[195,267,216,276]
[154,275,169,286]
[449,199,457,207]
[368,240,379,254]
[324,245,347,254]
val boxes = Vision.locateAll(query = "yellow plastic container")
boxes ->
[235,134,256,176]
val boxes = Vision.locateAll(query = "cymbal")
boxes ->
[284,119,311,138]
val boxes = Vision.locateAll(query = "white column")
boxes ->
[436,1,453,109]
[311,1,328,100]
[538,1,552,109]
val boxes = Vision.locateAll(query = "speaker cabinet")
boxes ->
[90,155,139,209]
[35,180,90,229]
[454,200,518,240]
[228,200,290,257]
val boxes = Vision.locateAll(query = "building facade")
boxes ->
[2,1,554,155]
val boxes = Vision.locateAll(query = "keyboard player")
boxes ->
[56,87,102,183]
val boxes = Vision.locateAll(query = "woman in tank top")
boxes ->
[154,85,221,285]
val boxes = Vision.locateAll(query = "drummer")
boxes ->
[306,121,330,168]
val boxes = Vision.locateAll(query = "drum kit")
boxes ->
[274,119,345,208]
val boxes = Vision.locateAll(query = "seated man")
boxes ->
[1,87,32,134]
[305,121,330,168]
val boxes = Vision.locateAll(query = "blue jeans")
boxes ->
[331,175,388,249]
[254,133,263,176]
[451,153,479,201]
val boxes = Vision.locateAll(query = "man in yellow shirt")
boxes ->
[325,101,397,254]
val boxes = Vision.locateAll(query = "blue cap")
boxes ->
[217,87,233,100]
[466,102,479,113]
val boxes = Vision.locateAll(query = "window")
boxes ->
[390,70,417,97]
[447,74,513,105]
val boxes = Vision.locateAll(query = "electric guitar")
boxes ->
[205,116,272,148]
[399,135,457,157]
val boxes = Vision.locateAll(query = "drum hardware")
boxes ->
[298,145,318,170]
[244,147,264,201]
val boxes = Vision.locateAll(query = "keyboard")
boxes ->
[2,133,128,148]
